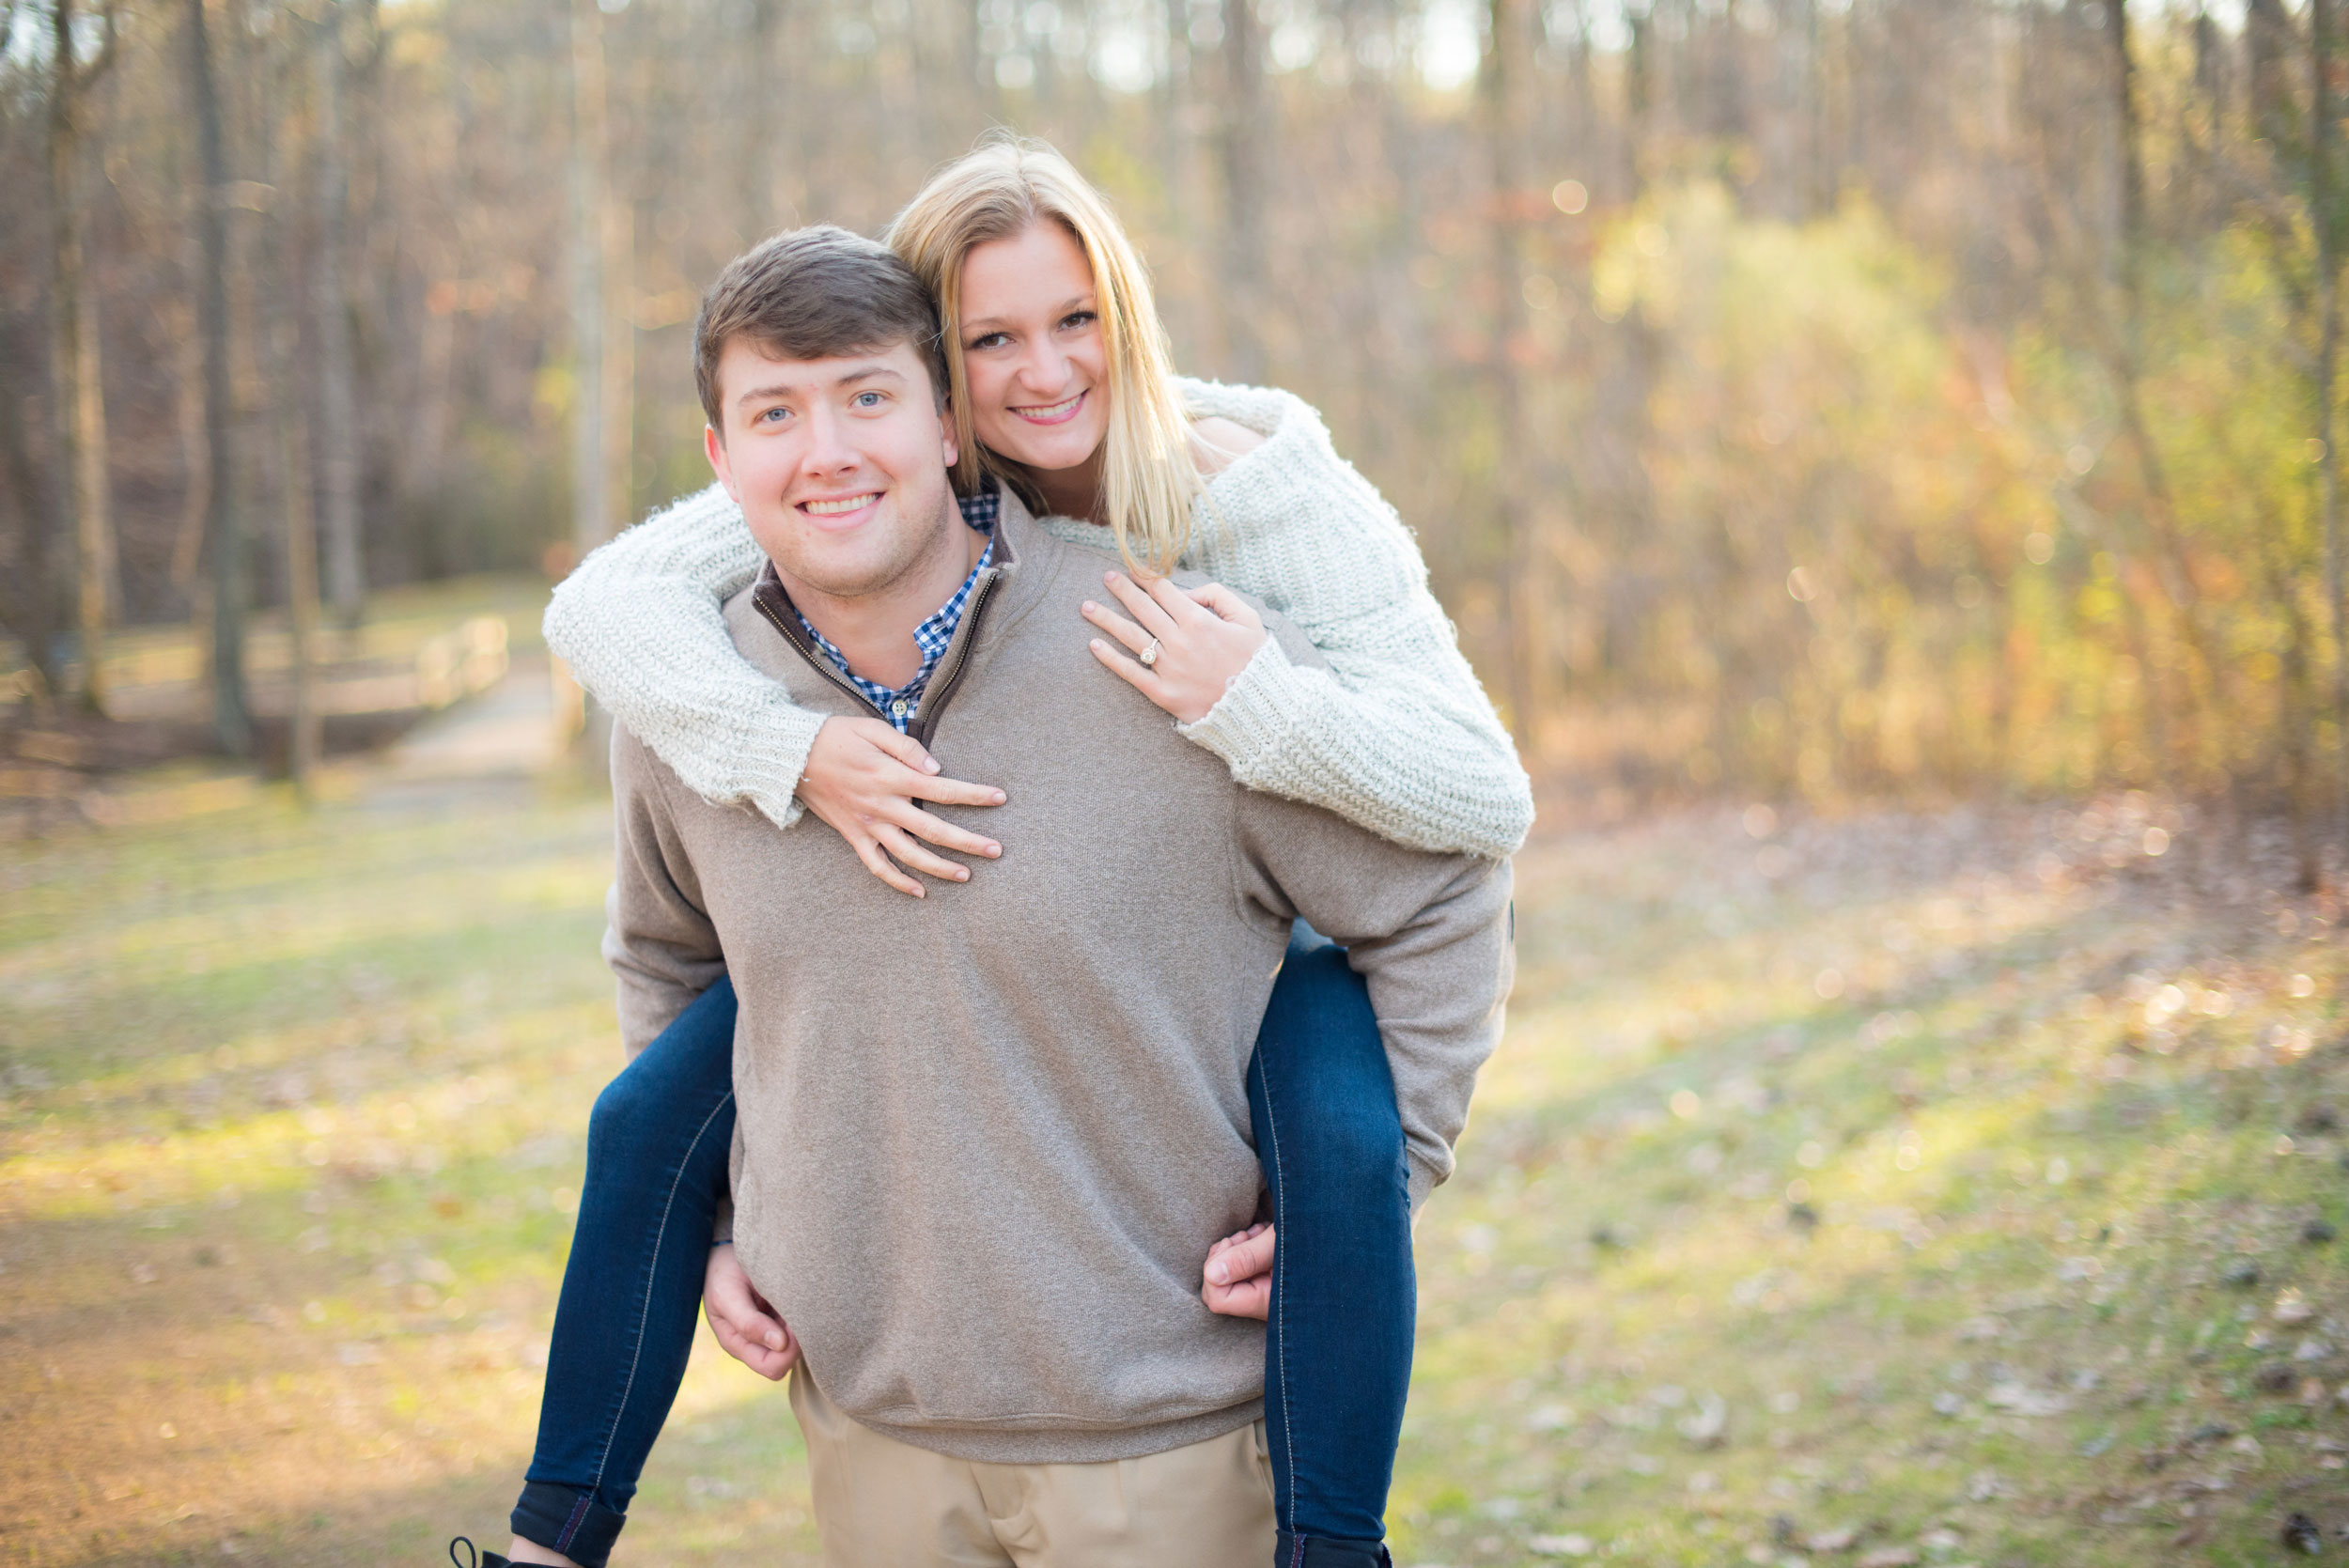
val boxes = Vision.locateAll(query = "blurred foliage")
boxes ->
[0,0,2341,825]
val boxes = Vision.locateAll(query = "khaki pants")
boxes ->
[788,1372,1277,1567]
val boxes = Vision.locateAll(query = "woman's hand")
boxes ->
[706,1243,799,1379]
[795,716,1006,898]
[1083,569,1268,725]
[1200,1222,1275,1320]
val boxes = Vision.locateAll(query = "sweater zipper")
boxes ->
[906,569,999,748]
[752,590,892,725]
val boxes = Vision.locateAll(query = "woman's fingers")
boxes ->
[910,773,1008,811]
[850,831,926,898]
[1081,596,1155,655]
[864,720,944,777]
[1102,569,1179,637]
[1186,580,1264,629]
[893,803,1003,859]
[1089,637,1163,697]
[874,823,972,883]
[1142,571,1216,626]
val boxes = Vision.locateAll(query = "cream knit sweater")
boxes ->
[543,378,1533,858]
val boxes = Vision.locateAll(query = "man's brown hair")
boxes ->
[693,225,948,432]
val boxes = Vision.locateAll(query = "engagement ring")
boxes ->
[1140,638,1161,668]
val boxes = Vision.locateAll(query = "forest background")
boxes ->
[6,0,2346,861]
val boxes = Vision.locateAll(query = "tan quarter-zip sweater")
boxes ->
[602,489,1515,1465]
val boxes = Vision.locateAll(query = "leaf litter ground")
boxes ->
[0,771,2341,1566]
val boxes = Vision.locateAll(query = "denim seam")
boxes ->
[1255,1048,1299,1536]
[582,1087,737,1504]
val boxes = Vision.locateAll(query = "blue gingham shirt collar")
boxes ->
[795,487,1000,732]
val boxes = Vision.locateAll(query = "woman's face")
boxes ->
[956,221,1112,476]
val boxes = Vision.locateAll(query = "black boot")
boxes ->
[446,1537,516,1568]
[1275,1531,1392,1567]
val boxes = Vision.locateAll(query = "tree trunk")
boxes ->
[280,393,322,793]
[1485,0,1547,749]
[2318,0,2349,858]
[1215,0,1267,383]
[0,313,64,707]
[568,0,614,559]
[190,0,252,756]
[314,0,365,627]
[50,0,115,715]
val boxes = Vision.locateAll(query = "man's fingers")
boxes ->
[1103,570,1179,637]
[874,824,970,883]
[1206,1224,1276,1285]
[893,804,1003,859]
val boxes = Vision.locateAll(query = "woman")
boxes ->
[496,136,1530,1568]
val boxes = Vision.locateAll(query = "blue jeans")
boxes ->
[514,928,1410,1567]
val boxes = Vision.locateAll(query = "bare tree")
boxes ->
[2319,0,2348,859]
[188,0,251,756]
[568,0,614,559]
[314,0,365,627]
[46,0,119,713]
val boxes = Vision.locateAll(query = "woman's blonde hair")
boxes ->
[885,134,1197,575]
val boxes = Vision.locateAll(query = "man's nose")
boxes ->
[798,404,859,474]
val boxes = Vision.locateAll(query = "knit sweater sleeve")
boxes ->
[1173,381,1534,860]
[543,483,824,830]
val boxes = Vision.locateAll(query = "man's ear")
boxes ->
[705,424,739,501]
[938,398,957,473]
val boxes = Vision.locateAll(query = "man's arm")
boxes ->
[1233,792,1516,1211]
[603,725,727,1057]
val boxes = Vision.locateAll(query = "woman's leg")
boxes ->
[1246,925,1412,1568]
[508,976,740,1568]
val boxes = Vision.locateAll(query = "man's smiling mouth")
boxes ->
[801,493,879,516]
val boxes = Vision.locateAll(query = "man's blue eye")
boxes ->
[854,391,884,407]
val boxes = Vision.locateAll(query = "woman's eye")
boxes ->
[1060,310,1097,332]
[968,331,1010,351]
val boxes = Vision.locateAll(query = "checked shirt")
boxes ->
[794,486,1002,733]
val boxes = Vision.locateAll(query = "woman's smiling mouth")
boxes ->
[1010,391,1087,427]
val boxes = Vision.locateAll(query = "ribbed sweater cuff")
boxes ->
[1176,635,1312,777]
[724,706,826,831]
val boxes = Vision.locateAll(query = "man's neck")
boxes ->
[780,514,985,690]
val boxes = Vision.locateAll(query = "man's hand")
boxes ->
[795,716,1006,897]
[706,1244,799,1380]
[1201,1222,1275,1320]
[1083,570,1269,725]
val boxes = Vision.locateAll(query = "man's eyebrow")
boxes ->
[732,362,904,409]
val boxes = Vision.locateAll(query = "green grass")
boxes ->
[2,756,2343,1565]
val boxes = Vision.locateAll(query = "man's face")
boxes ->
[704,337,960,601]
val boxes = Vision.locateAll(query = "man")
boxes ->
[601,225,1512,1564]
